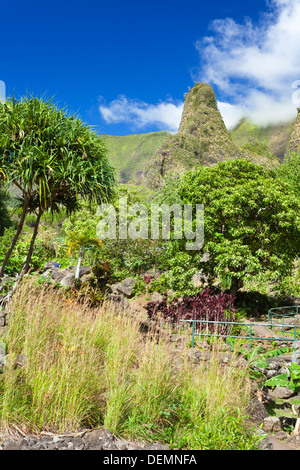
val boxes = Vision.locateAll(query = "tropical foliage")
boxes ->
[177,159,300,296]
[0,95,116,278]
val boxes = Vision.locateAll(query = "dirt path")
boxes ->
[268,435,298,450]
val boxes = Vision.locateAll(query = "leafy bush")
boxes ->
[265,362,300,394]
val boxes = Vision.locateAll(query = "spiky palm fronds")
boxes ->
[0,95,116,277]
[67,238,103,257]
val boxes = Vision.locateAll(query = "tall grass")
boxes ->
[0,278,260,449]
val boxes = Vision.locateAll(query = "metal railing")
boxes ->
[181,319,300,363]
[268,305,299,334]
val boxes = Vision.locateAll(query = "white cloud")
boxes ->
[99,95,184,133]
[196,0,300,128]
[0,80,5,103]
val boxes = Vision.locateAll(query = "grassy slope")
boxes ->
[100,117,295,186]
[100,131,170,183]
[230,119,295,161]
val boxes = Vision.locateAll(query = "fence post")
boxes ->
[192,321,195,348]
[293,326,297,364]
[249,324,252,352]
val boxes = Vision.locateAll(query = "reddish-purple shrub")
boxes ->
[146,288,237,334]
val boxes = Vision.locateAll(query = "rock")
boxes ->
[66,265,76,272]
[71,436,85,450]
[275,430,290,441]
[59,273,75,288]
[287,394,300,404]
[111,278,137,298]
[150,292,164,303]
[189,350,211,363]
[286,434,300,449]
[197,340,211,350]
[169,333,189,344]
[266,369,278,379]
[15,354,26,368]
[143,443,170,450]
[0,327,6,338]
[263,416,281,433]
[80,274,94,285]
[255,428,274,450]
[50,269,69,282]
[4,441,22,450]
[272,386,295,399]
[191,272,203,288]
[247,398,269,425]
[41,269,52,279]
[77,266,91,277]
[82,429,118,450]
[43,260,57,272]
[191,270,209,288]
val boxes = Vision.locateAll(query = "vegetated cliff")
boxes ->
[100,131,170,184]
[143,82,280,189]
[286,108,300,154]
[230,118,295,162]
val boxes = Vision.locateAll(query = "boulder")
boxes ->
[272,386,295,399]
[286,434,300,449]
[263,416,281,433]
[43,260,57,272]
[150,292,164,303]
[50,269,70,282]
[82,429,118,450]
[255,428,274,450]
[111,278,137,298]
[247,398,269,425]
[60,273,75,288]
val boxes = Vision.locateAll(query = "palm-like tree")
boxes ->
[67,237,103,280]
[0,95,116,279]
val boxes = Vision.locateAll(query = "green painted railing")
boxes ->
[181,319,300,363]
[268,305,299,334]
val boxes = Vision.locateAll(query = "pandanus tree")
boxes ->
[0,95,116,279]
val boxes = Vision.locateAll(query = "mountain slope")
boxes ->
[286,109,300,154]
[100,131,170,183]
[230,119,295,161]
[143,83,280,189]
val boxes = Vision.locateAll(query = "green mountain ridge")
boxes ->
[230,118,295,161]
[100,83,299,186]
[100,131,170,184]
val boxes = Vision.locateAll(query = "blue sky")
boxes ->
[1,0,300,135]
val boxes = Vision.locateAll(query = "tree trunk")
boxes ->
[230,276,244,298]
[0,196,30,279]
[21,207,43,276]
[75,244,83,280]
[2,207,43,304]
